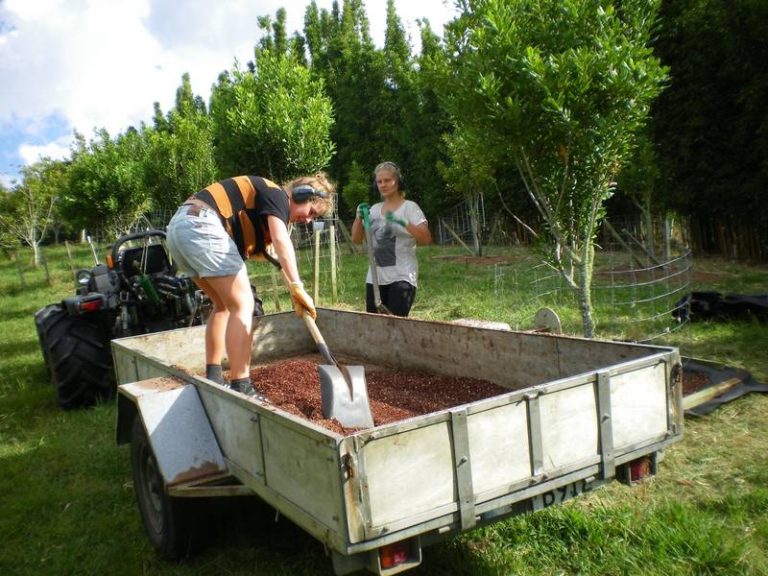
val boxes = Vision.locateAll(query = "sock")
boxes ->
[205,364,224,384]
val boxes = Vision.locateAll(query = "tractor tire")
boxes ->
[130,417,201,559]
[34,303,114,409]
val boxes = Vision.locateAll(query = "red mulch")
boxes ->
[246,357,509,434]
[682,369,712,396]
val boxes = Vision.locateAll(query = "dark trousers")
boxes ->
[366,281,416,317]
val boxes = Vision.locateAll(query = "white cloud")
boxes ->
[20,136,73,165]
[0,0,455,179]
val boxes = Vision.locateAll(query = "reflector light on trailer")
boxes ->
[629,456,653,481]
[379,541,409,569]
[106,253,114,269]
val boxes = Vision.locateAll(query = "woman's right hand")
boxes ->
[289,281,317,319]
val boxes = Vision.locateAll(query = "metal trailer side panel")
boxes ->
[112,315,314,377]
[611,361,670,449]
[352,356,678,541]
[313,310,666,390]
[196,384,348,544]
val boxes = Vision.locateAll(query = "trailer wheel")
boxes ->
[34,303,113,408]
[130,417,199,559]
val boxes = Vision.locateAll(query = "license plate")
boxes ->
[532,479,592,511]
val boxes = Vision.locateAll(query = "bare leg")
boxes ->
[195,277,228,366]
[195,266,254,380]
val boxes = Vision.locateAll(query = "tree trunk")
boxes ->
[577,242,595,338]
[32,239,41,267]
[641,196,655,259]
[467,193,484,257]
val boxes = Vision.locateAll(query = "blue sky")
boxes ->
[0,0,456,189]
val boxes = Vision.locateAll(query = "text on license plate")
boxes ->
[532,480,592,511]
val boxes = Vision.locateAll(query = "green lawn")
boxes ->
[1,241,767,575]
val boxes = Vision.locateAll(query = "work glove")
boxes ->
[356,203,369,220]
[289,281,317,320]
[386,211,408,228]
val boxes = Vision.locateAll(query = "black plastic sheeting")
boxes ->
[683,357,768,417]
[673,292,768,322]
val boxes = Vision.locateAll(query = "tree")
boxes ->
[0,159,62,265]
[63,129,151,239]
[408,19,453,218]
[436,0,668,337]
[144,73,218,212]
[652,0,768,245]
[304,0,388,190]
[210,34,335,181]
[436,130,496,256]
[614,129,661,258]
[341,160,370,218]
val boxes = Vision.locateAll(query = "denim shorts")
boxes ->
[166,205,245,278]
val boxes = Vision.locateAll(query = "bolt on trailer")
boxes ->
[113,309,684,575]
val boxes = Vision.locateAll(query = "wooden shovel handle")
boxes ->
[302,313,325,346]
[303,314,336,366]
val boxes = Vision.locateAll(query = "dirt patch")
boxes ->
[244,356,509,435]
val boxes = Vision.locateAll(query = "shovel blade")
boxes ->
[318,365,375,429]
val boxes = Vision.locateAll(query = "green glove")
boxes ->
[356,203,369,220]
[386,211,408,228]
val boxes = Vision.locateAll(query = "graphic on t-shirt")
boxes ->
[374,225,397,267]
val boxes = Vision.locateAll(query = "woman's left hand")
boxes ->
[385,212,408,228]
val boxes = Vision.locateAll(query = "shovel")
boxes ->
[360,205,391,315]
[301,314,375,429]
[282,271,375,429]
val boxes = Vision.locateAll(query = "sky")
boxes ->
[0,0,457,189]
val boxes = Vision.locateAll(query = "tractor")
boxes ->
[34,229,210,409]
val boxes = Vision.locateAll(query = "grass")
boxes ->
[1,240,767,575]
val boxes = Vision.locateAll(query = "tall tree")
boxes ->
[144,73,218,212]
[304,0,387,215]
[378,0,418,163]
[411,18,454,217]
[652,0,768,244]
[209,46,335,181]
[437,0,668,337]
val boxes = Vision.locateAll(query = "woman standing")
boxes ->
[166,173,335,397]
[351,161,431,317]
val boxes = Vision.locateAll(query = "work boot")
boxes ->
[205,364,225,385]
[229,377,268,402]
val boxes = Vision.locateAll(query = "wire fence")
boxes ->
[437,204,693,342]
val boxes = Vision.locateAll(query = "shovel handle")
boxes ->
[302,314,336,366]
[278,264,337,365]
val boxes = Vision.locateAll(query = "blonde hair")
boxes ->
[285,171,336,217]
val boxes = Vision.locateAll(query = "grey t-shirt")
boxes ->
[365,200,428,287]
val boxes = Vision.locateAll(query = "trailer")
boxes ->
[113,309,684,575]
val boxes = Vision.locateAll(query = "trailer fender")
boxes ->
[116,377,228,486]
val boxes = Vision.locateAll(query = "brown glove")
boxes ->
[289,281,316,319]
